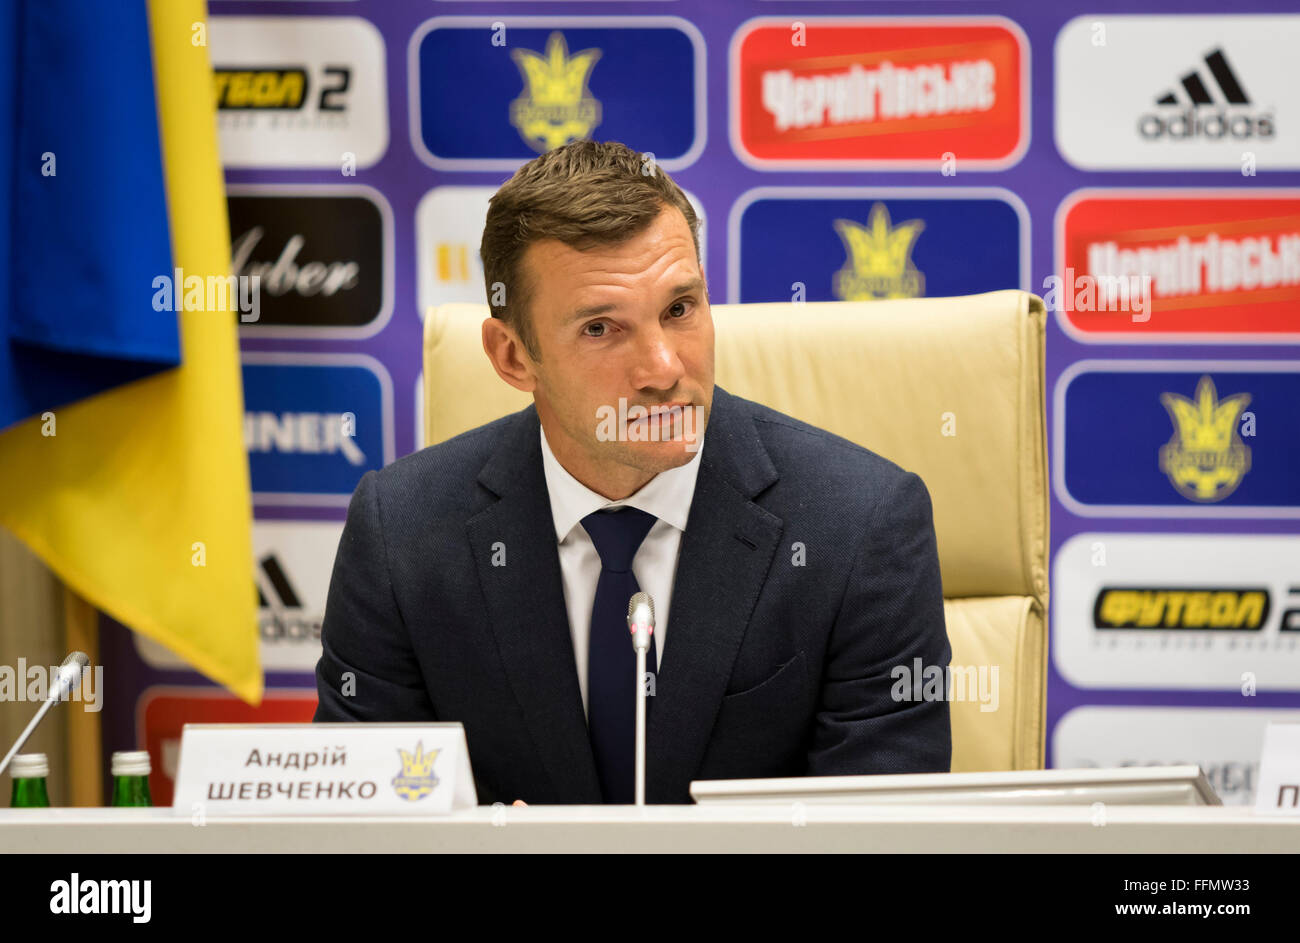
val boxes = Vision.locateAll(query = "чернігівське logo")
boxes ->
[733,19,1027,167]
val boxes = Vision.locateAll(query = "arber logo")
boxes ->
[228,186,391,336]
[732,17,1027,168]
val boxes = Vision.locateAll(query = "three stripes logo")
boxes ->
[256,554,321,643]
[1155,49,1247,107]
[1139,47,1275,140]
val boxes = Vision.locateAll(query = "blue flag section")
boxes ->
[0,0,178,431]
[413,23,700,165]
[1061,369,1300,510]
[734,195,1024,303]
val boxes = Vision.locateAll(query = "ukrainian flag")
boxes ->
[0,0,260,702]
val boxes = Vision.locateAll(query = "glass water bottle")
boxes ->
[110,750,153,807]
[9,753,51,808]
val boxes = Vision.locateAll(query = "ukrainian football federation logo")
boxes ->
[832,204,926,301]
[509,32,602,153]
[1158,375,1252,502]
[391,741,439,801]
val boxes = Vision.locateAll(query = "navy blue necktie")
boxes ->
[581,506,658,804]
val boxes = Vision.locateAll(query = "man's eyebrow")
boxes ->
[565,278,706,324]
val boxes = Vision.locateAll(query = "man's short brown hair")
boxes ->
[480,140,701,362]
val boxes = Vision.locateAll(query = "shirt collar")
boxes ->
[539,422,704,544]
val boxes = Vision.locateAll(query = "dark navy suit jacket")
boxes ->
[314,384,951,803]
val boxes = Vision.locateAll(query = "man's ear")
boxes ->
[481,316,538,393]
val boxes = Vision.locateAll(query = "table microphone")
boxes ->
[0,651,91,779]
[627,591,655,806]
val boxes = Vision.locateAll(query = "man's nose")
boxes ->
[630,325,686,390]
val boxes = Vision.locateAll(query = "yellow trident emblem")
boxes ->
[832,203,926,301]
[1158,375,1252,502]
[392,741,440,801]
[509,32,603,153]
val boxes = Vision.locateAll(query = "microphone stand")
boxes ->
[634,643,648,806]
[627,594,655,807]
[0,652,90,779]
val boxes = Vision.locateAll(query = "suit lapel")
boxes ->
[647,386,784,803]
[466,406,603,803]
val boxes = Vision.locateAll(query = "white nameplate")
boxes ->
[1254,723,1300,816]
[172,723,477,816]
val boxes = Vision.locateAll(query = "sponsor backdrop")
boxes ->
[95,0,1300,806]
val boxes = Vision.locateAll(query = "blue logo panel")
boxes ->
[414,23,699,164]
[1061,369,1300,509]
[243,361,387,501]
[735,195,1022,303]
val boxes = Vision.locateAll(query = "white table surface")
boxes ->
[1,804,1296,853]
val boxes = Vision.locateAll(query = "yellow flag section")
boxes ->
[0,0,261,703]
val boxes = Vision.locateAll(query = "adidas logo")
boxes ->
[256,554,321,643]
[1155,48,1248,107]
[1139,48,1275,140]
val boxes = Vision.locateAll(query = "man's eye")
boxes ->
[669,301,690,318]
[583,322,606,337]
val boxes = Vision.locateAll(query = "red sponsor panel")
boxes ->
[138,687,318,806]
[1057,190,1300,341]
[732,18,1027,168]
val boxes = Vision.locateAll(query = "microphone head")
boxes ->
[626,591,655,628]
[62,651,90,670]
[52,651,91,699]
[627,592,655,654]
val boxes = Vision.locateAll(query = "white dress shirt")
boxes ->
[539,424,705,719]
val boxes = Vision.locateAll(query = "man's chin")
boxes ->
[611,438,701,473]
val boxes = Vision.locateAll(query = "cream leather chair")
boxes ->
[422,289,1049,772]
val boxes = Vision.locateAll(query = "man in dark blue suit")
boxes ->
[314,140,950,804]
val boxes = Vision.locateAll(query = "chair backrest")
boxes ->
[423,289,1049,772]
